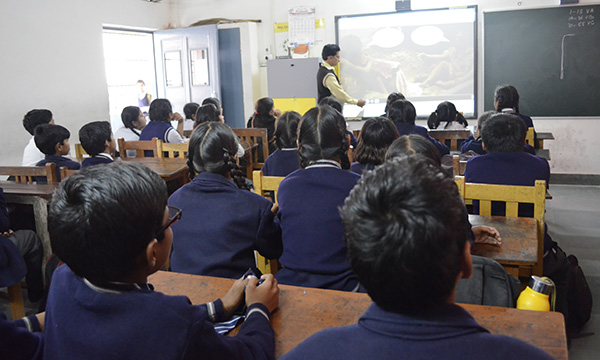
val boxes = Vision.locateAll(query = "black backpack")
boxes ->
[566,254,593,337]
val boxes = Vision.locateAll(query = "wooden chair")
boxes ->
[252,170,285,275]
[155,139,189,159]
[0,163,58,183]
[74,143,89,161]
[526,127,534,147]
[59,167,79,180]
[454,176,546,277]
[452,155,468,176]
[0,283,25,319]
[117,138,157,158]
[232,128,269,169]
[429,129,472,151]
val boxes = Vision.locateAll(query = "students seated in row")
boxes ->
[139,98,185,144]
[350,117,398,175]
[386,99,450,156]
[202,97,225,121]
[319,96,358,148]
[282,156,552,360]
[45,162,279,359]
[115,106,146,157]
[22,109,54,166]
[35,124,80,180]
[276,106,361,291]
[261,111,301,177]
[427,101,469,130]
[194,103,221,127]
[182,102,199,131]
[247,97,280,155]
[79,121,115,168]
[168,122,282,278]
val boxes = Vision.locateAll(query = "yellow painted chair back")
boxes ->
[454,176,546,276]
[252,170,285,275]
[74,143,89,161]
[155,139,189,159]
[0,283,25,319]
[526,127,534,146]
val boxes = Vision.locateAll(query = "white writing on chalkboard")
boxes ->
[568,8,595,28]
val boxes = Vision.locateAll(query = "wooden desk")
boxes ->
[1,181,59,265]
[118,158,189,192]
[536,132,554,149]
[469,215,538,278]
[428,129,472,151]
[149,271,567,360]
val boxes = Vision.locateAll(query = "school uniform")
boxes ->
[22,137,45,166]
[281,303,554,360]
[350,162,375,176]
[0,313,43,360]
[36,155,81,181]
[114,126,140,158]
[463,151,551,250]
[276,161,361,291]
[140,121,185,156]
[460,136,535,156]
[261,149,300,177]
[168,172,282,278]
[81,154,113,168]
[393,122,450,156]
[44,265,275,360]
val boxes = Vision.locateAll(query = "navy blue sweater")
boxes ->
[261,149,300,177]
[36,155,80,181]
[281,303,554,360]
[276,163,360,291]
[81,155,113,168]
[44,265,275,360]
[169,172,282,278]
[393,122,450,156]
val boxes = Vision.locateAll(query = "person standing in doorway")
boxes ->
[137,80,152,115]
[317,44,366,108]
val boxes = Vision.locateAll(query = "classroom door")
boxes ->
[154,25,220,115]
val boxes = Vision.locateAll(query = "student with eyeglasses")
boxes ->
[42,162,280,360]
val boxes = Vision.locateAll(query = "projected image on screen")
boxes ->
[336,7,476,119]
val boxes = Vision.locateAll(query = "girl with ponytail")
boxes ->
[275,105,362,292]
[168,122,282,278]
[115,106,146,157]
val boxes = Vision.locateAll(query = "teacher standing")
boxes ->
[317,44,366,107]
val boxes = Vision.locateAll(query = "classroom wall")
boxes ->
[177,0,600,176]
[0,0,173,167]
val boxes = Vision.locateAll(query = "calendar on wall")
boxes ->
[289,6,315,58]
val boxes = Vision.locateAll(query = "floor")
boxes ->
[545,184,600,359]
[1,184,599,358]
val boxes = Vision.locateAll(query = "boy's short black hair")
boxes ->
[322,44,340,60]
[149,99,173,123]
[318,96,343,113]
[23,109,53,135]
[481,113,526,153]
[340,155,468,314]
[183,102,200,120]
[79,121,112,156]
[476,110,496,133]
[48,162,168,283]
[34,124,70,155]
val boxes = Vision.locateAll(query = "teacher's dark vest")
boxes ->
[317,63,339,103]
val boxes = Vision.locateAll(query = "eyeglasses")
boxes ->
[155,205,182,239]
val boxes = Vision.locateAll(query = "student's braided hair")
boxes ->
[297,106,350,169]
[121,106,142,136]
[274,111,301,149]
[186,122,249,190]
[427,101,468,129]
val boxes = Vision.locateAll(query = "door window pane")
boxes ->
[190,49,210,86]
[165,51,183,87]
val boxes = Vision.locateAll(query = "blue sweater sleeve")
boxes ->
[0,313,44,360]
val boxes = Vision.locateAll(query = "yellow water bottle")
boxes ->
[517,276,553,311]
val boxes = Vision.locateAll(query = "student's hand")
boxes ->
[472,225,502,246]
[221,277,249,317]
[270,203,279,215]
[2,229,14,238]
[357,99,366,107]
[35,312,45,332]
[171,112,184,123]
[246,274,279,313]
[273,109,282,118]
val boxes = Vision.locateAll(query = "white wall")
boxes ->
[0,0,173,166]
[1,0,598,174]
[177,0,600,175]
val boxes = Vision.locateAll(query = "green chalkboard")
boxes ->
[484,5,600,117]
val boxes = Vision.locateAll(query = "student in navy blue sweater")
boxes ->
[282,156,553,360]
[276,106,361,291]
[168,122,282,278]
[45,162,279,360]
[261,111,301,177]
[386,99,450,156]
[34,124,80,181]
[139,98,185,148]
[319,96,358,148]
[79,121,115,168]
[350,117,398,175]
